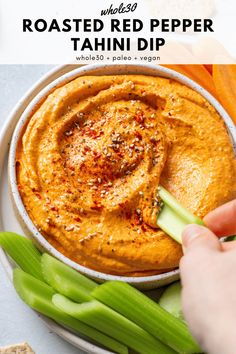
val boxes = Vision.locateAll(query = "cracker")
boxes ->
[0,342,35,354]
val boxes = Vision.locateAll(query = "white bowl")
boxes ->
[8,63,236,290]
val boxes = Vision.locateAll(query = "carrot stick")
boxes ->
[163,64,217,98]
[213,65,236,124]
[204,65,213,75]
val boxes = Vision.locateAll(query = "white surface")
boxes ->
[0,65,85,354]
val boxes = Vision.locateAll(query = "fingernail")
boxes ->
[182,224,202,247]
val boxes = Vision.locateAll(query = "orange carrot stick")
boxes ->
[163,64,217,98]
[213,65,236,124]
[204,65,213,75]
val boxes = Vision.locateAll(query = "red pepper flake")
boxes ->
[116,151,124,158]
[50,205,59,212]
[83,145,91,153]
[134,113,144,123]
[87,129,98,138]
[91,205,104,211]
[87,130,104,139]
[92,200,104,209]
[118,201,129,209]
[93,151,102,160]
[141,224,147,232]
[134,131,142,140]
[35,193,42,200]
[74,217,82,222]
[133,214,142,225]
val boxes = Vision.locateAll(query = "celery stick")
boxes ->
[157,187,204,244]
[53,294,177,354]
[92,281,202,354]
[159,282,183,320]
[41,253,98,303]
[225,235,236,241]
[158,187,202,225]
[157,204,188,243]
[0,232,43,280]
[13,269,128,354]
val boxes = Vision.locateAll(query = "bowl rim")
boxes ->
[8,63,236,284]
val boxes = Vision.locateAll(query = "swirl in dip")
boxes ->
[16,75,236,276]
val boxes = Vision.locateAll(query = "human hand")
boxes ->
[180,200,236,354]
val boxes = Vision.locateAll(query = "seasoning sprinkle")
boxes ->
[64,130,73,136]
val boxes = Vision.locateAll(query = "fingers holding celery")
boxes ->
[180,199,236,354]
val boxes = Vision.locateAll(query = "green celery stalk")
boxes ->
[53,294,177,354]
[92,281,202,354]
[13,268,128,354]
[225,236,236,241]
[41,253,98,302]
[0,232,43,281]
[159,282,183,320]
[157,187,204,243]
